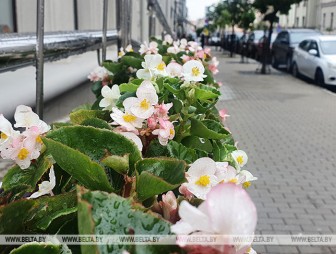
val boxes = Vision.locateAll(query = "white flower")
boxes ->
[167,41,181,54]
[163,34,173,45]
[118,44,133,58]
[179,38,188,50]
[171,184,257,253]
[238,170,258,189]
[182,60,206,82]
[14,105,50,133]
[215,162,240,184]
[28,166,56,199]
[184,157,218,199]
[118,132,143,152]
[99,85,121,111]
[139,41,158,55]
[166,62,183,77]
[123,81,158,119]
[0,114,19,150]
[231,150,248,170]
[136,54,166,80]
[110,108,144,133]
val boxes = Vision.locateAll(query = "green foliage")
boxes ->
[9,243,64,254]
[2,154,54,192]
[77,187,178,254]
[69,109,110,124]
[135,158,186,202]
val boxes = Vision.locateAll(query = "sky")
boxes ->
[186,0,220,21]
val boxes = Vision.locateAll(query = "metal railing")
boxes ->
[0,0,175,118]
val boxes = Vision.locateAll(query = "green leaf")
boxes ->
[43,137,113,192]
[2,154,54,192]
[103,61,122,74]
[91,81,102,97]
[0,192,77,234]
[190,118,230,140]
[80,118,111,130]
[145,139,169,157]
[213,140,237,162]
[9,243,62,254]
[136,158,186,201]
[46,126,142,174]
[194,84,220,101]
[181,136,213,153]
[120,55,143,69]
[167,140,197,164]
[119,82,139,93]
[69,110,110,125]
[77,186,178,254]
[163,81,180,95]
[101,154,129,175]
[50,122,73,130]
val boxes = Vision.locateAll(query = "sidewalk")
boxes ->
[215,51,336,254]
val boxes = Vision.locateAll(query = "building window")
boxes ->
[323,13,326,29]
[0,0,15,33]
[331,13,334,30]
[302,16,306,27]
[296,17,299,27]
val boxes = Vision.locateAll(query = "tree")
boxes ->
[253,0,302,74]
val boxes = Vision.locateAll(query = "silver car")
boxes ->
[292,35,336,86]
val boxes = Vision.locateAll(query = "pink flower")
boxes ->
[217,81,223,87]
[147,117,157,130]
[208,64,219,75]
[88,66,112,85]
[171,184,257,254]
[179,183,194,200]
[195,50,205,59]
[159,191,178,223]
[204,47,212,55]
[181,55,192,63]
[139,41,159,55]
[155,103,173,119]
[219,109,230,122]
[152,119,175,146]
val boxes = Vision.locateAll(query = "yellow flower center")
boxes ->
[118,51,123,57]
[195,175,210,187]
[191,67,200,76]
[123,113,137,123]
[140,99,150,110]
[243,181,251,189]
[229,178,238,184]
[169,128,175,136]
[157,62,166,71]
[129,48,134,52]
[17,148,29,160]
[236,155,244,165]
[203,53,207,59]
[0,132,8,140]
[36,135,43,144]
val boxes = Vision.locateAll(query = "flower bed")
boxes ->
[0,35,257,254]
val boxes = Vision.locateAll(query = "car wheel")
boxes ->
[286,57,292,72]
[315,69,325,86]
[292,62,300,78]
[271,55,278,68]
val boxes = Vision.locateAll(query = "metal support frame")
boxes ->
[117,0,132,50]
[102,0,108,62]
[36,0,45,119]
[147,0,174,38]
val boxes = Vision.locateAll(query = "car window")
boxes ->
[320,40,336,55]
[309,41,318,51]
[291,32,319,43]
[298,40,310,51]
[276,32,285,41]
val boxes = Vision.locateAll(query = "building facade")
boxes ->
[0,0,187,40]
[278,0,336,34]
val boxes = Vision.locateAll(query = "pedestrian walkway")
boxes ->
[216,52,336,254]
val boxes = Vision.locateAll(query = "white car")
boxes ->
[292,35,336,86]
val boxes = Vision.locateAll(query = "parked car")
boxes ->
[292,35,336,86]
[246,30,264,59]
[236,33,248,54]
[255,32,277,62]
[209,35,221,46]
[223,31,243,52]
[271,29,321,71]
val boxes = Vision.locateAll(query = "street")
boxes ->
[216,51,336,254]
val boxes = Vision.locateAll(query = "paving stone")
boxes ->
[215,52,336,253]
